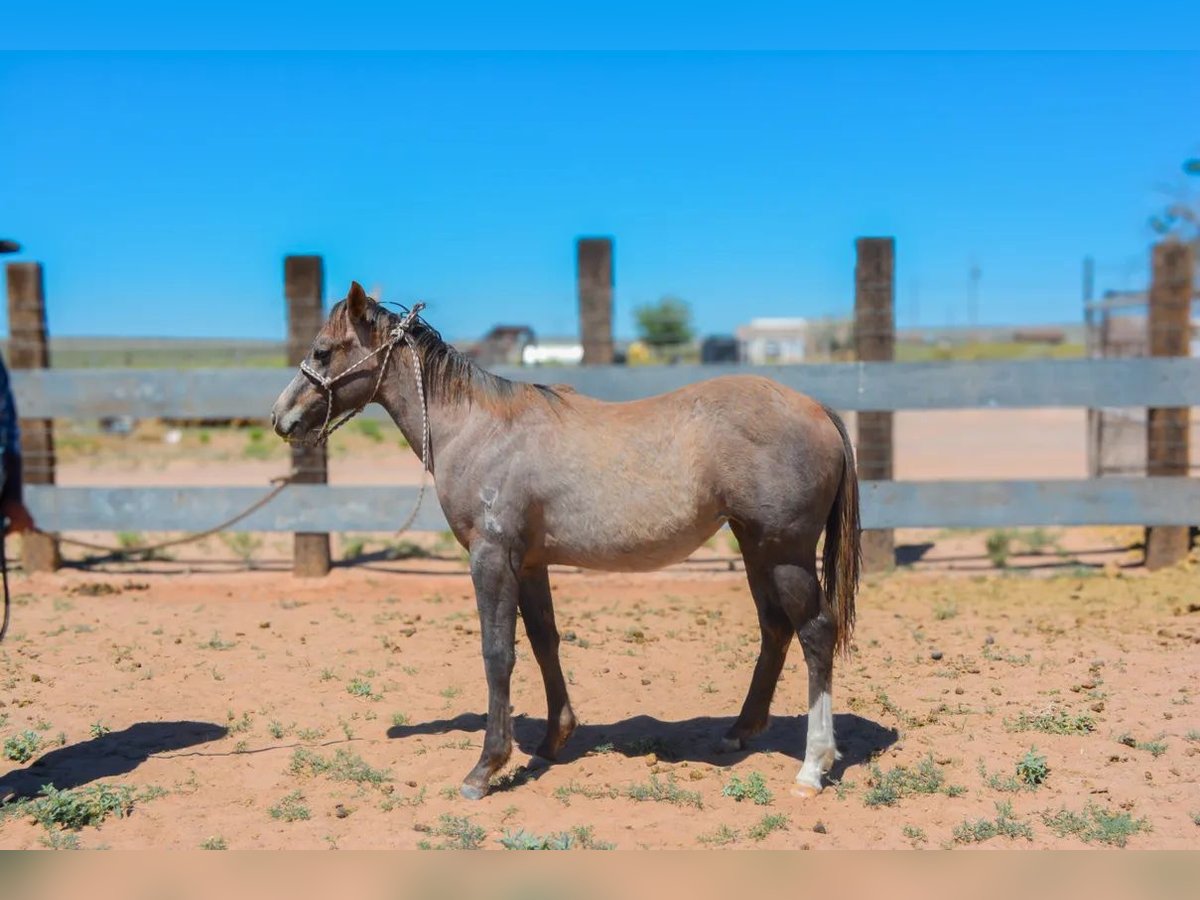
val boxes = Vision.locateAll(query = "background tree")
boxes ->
[1148,157,1200,252]
[634,296,694,349]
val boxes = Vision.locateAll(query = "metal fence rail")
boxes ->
[24,478,1200,534]
[12,357,1200,417]
[14,357,1200,537]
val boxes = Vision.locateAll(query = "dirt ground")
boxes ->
[1,550,1197,850]
[2,409,1195,849]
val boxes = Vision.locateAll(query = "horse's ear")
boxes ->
[347,281,370,318]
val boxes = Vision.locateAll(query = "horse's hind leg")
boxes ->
[720,532,795,752]
[517,566,577,760]
[770,555,839,797]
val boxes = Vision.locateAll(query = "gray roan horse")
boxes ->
[271,282,861,800]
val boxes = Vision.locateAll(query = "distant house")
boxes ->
[469,325,536,367]
[521,340,584,366]
[735,318,809,364]
[700,335,740,364]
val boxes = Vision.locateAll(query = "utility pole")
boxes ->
[967,261,981,333]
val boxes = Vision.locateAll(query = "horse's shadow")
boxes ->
[388,712,896,783]
[0,721,228,803]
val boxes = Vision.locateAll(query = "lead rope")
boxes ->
[0,527,10,643]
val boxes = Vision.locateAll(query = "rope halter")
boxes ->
[297,302,430,473]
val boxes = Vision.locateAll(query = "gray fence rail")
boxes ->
[12,357,1200,417]
[25,478,1200,533]
[14,357,1200,536]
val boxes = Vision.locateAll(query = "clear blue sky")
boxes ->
[2,9,1198,340]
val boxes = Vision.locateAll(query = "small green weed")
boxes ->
[269,791,311,822]
[418,814,487,850]
[721,771,773,806]
[1005,709,1094,736]
[497,825,614,850]
[289,747,392,786]
[4,730,44,763]
[1015,747,1049,787]
[625,774,703,808]
[347,677,381,701]
[864,756,964,807]
[985,531,1012,568]
[952,801,1034,843]
[202,632,236,651]
[1041,803,1150,847]
[24,783,135,830]
[747,813,790,841]
[698,824,740,846]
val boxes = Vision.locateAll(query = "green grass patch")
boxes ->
[1041,803,1150,847]
[986,747,1049,792]
[1005,709,1095,736]
[698,824,740,846]
[721,771,773,806]
[625,774,703,808]
[3,730,44,763]
[347,677,381,701]
[497,825,614,850]
[288,747,392,786]
[952,801,1035,844]
[1117,733,1168,757]
[864,755,965,807]
[269,790,311,822]
[23,783,136,830]
[747,813,790,841]
[418,814,487,850]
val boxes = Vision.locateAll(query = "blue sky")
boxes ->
[2,15,1198,340]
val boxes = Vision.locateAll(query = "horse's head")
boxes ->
[271,281,391,445]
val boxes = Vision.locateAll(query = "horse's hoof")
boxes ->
[525,754,550,773]
[459,782,489,801]
[790,781,822,799]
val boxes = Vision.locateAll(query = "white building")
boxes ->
[736,317,809,364]
[521,341,584,366]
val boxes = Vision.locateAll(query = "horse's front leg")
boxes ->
[460,539,520,800]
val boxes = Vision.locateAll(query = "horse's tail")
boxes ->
[820,404,861,657]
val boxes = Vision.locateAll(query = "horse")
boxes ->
[271,282,861,800]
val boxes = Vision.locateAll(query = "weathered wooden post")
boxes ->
[855,237,895,573]
[285,255,331,577]
[1144,240,1194,570]
[4,262,61,572]
[577,237,614,365]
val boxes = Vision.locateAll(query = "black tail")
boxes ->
[820,405,861,657]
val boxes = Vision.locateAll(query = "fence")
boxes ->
[6,238,1198,577]
[1085,289,1200,477]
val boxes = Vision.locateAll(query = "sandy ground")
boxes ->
[0,556,1196,850]
[2,409,1194,849]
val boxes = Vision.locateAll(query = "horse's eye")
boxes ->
[312,348,331,365]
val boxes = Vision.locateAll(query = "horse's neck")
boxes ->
[375,345,462,475]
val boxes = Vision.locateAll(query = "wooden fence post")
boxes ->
[855,237,895,573]
[5,262,61,572]
[577,237,614,365]
[1144,240,1194,570]
[285,255,331,577]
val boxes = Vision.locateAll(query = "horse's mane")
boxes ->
[329,299,564,418]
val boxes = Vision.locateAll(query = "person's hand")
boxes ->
[2,500,34,535]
